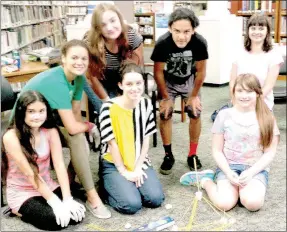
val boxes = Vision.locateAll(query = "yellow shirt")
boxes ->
[99,98,156,171]
[103,104,136,171]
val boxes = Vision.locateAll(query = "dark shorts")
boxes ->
[158,75,200,102]
[158,75,201,119]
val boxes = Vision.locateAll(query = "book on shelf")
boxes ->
[1,20,65,55]
[1,5,66,29]
[239,0,275,13]
[65,1,88,6]
[281,17,286,34]
[66,16,85,25]
[66,6,87,14]
[1,1,51,6]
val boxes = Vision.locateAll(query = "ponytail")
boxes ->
[255,95,274,149]
[233,73,275,150]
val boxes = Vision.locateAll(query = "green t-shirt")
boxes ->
[10,66,84,121]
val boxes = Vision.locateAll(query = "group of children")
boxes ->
[1,3,283,231]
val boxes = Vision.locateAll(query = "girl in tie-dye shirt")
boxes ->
[180,73,280,212]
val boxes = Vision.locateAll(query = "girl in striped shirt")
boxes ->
[98,61,165,215]
[2,90,85,230]
[83,2,144,117]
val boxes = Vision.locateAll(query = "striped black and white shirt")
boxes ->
[99,97,156,170]
[84,27,143,93]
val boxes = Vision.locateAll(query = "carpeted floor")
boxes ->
[1,84,286,231]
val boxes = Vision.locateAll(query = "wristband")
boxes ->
[161,98,170,101]
[85,121,94,132]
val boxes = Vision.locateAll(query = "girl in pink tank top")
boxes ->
[2,90,86,230]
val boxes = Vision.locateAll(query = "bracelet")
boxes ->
[161,98,170,101]
[84,121,94,132]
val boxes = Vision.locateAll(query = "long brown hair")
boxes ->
[1,91,65,186]
[244,13,273,52]
[86,3,132,80]
[232,73,274,149]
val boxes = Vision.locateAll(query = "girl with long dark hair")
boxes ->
[2,90,85,230]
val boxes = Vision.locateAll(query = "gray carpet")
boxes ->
[1,85,286,231]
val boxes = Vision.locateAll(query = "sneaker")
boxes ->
[180,170,215,186]
[85,201,111,219]
[159,155,175,175]
[187,155,202,171]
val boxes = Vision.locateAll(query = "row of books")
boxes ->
[66,16,85,25]
[1,5,66,29]
[66,7,87,14]
[65,1,88,6]
[239,0,275,13]
[135,16,153,24]
[2,1,51,6]
[2,1,88,6]
[2,33,64,59]
[1,19,65,55]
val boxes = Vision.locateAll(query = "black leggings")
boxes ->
[18,187,80,231]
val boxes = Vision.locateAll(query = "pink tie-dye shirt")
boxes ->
[212,108,280,171]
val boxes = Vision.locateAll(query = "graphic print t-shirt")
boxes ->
[150,31,208,85]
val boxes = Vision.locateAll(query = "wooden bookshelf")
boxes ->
[276,1,287,43]
[134,13,155,47]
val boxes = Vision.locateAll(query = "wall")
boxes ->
[114,1,134,23]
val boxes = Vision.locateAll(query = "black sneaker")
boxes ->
[187,155,202,171]
[159,155,175,175]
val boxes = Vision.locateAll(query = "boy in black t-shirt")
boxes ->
[150,8,209,175]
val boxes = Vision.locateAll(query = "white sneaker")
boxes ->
[85,201,111,219]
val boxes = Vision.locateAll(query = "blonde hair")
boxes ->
[232,73,274,149]
[86,3,131,80]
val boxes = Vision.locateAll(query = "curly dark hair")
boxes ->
[244,13,273,52]
[168,7,199,29]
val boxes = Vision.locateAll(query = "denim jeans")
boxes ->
[83,78,117,114]
[99,159,165,214]
[215,164,269,187]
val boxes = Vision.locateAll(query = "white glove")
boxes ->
[47,194,71,227]
[63,197,86,222]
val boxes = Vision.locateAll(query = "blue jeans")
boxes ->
[99,159,165,214]
[215,164,269,187]
[83,78,117,114]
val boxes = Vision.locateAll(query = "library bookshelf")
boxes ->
[1,1,89,56]
[134,13,155,47]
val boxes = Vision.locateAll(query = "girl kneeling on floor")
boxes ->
[98,61,165,214]
[180,73,280,212]
[2,91,85,230]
